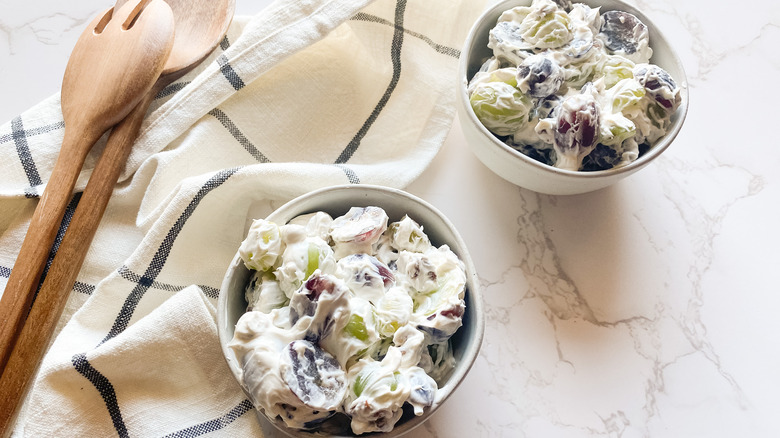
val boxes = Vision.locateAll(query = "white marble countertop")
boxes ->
[2,0,779,436]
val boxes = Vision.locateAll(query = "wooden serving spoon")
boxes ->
[0,0,175,434]
[0,0,234,434]
[0,0,175,376]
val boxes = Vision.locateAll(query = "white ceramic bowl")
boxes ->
[217,184,484,437]
[456,0,689,195]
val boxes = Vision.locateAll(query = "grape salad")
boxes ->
[228,207,467,435]
[468,0,682,171]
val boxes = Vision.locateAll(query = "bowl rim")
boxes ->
[458,0,690,179]
[216,184,485,437]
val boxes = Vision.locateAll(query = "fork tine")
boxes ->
[122,0,155,30]
[93,8,114,34]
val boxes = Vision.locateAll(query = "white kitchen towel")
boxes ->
[0,0,486,436]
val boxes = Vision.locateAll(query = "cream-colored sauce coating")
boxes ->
[229,207,467,434]
[470,0,681,172]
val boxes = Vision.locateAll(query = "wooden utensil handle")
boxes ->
[0,93,155,436]
[0,128,101,374]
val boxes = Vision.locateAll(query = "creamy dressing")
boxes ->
[469,0,681,171]
[228,207,467,434]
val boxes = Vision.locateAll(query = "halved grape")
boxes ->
[289,273,350,342]
[488,18,534,66]
[598,10,651,62]
[553,92,600,171]
[344,357,408,434]
[516,0,573,50]
[416,302,465,343]
[595,55,635,89]
[407,368,437,415]
[375,287,414,338]
[280,340,347,411]
[245,271,288,313]
[581,143,619,171]
[470,81,533,137]
[289,274,334,323]
[633,63,681,112]
[239,219,282,272]
[604,78,646,114]
[331,207,388,259]
[336,253,394,304]
[516,54,565,98]
[599,112,637,147]
[343,313,369,342]
[550,0,572,11]
[387,215,431,253]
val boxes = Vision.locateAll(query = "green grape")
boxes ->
[599,113,636,147]
[607,78,645,113]
[518,1,573,49]
[596,55,635,89]
[497,5,533,26]
[304,242,319,280]
[486,68,519,88]
[344,313,369,342]
[353,369,372,397]
[390,372,400,391]
[469,81,533,136]
[376,287,413,338]
[239,219,282,272]
[646,102,668,129]
[351,364,399,398]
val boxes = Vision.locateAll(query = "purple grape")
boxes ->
[581,143,619,171]
[599,10,648,56]
[633,64,680,111]
[550,0,572,11]
[331,206,388,245]
[281,340,347,412]
[340,253,395,288]
[553,93,600,170]
[407,369,437,414]
[289,274,339,323]
[516,54,564,98]
[488,21,532,66]
[288,273,351,342]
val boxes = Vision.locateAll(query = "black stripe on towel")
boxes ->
[72,353,129,438]
[0,119,64,145]
[155,81,191,99]
[217,54,245,91]
[117,265,220,299]
[219,35,231,51]
[350,12,460,58]
[10,116,43,196]
[0,266,93,296]
[208,108,270,162]
[335,0,407,164]
[161,399,254,438]
[100,168,238,345]
[73,281,95,295]
[335,164,360,184]
[71,169,238,438]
